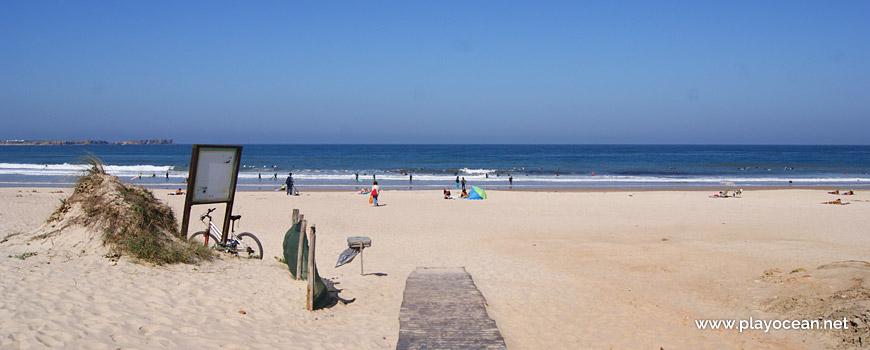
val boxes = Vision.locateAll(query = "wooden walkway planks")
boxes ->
[397,267,507,350]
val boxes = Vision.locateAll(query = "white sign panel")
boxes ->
[192,148,239,203]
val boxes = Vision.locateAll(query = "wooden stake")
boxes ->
[306,225,317,311]
[291,209,299,226]
[296,217,306,280]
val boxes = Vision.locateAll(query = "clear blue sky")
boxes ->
[2,1,868,144]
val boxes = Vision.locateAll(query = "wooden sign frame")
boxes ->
[181,144,243,243]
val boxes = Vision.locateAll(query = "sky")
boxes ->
[1,1,868,144]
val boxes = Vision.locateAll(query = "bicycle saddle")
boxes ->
[230,215,242,221]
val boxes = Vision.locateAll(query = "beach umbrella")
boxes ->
[467,186,487,200]
[335,247,360,267]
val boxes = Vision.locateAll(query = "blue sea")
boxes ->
[1,145,869,191]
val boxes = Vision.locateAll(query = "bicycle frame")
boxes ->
[203,216,246,251]
[206,220,224,243]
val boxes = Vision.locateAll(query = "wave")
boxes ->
[238,173,870,184]
[3,163,869,185]
[0,163,173,177]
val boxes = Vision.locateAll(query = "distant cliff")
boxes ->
[118,139,174,145]
[1,139,174,146]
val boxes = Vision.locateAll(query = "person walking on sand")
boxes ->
[285,173,294,195]
[461,177,466,191]
[456,176,460,189]
[372,181,380,206]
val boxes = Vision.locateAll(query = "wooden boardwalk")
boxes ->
[397,267,507,350]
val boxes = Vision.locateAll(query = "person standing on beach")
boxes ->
[456,176,460,189]
[372,181,380,206]
[355,173,359,181]
[409,174,413,184]
[461,177,466,191]
[285,173,294,195]
[509,174,513,186]
[258,173,262,180]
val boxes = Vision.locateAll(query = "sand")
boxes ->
[1,187,868,349]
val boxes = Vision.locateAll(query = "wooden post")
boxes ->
[306,225,317,311]
[180,146,198,237]
[291,209,299,226]
[296,217,306,280]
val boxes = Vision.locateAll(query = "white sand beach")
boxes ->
[1,187,868,349]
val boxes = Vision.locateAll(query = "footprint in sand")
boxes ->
[176,326,200,336]
[147,315,174,326]
[110,333,131,344]
[35,333,62,347]
[145,334,176,347]
[136,324,163,336]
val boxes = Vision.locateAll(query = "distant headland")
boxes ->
[0,139,174,146]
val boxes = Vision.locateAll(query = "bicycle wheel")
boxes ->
[189,231,220,248]
[235,232,263,259]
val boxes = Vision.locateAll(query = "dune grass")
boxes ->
[49,155,212,264]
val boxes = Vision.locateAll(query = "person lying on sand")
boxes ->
[822,198,850,205]
[359,187,370,195]
[168,188,184,195]
[828,190,840,194]
[843,190,854,195]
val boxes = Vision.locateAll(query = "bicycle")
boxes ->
[189,208,263,259]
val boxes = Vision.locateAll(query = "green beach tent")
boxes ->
[467,186,487,200]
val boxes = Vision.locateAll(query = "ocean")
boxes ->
[1,144,868,191]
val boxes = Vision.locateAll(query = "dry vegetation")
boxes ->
[47,156,212,264]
